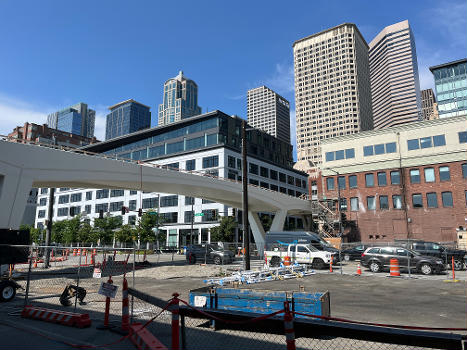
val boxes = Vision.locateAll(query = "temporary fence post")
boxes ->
[113,250,116,261]
[452,256,456,281]
[170,293,180,350]
[283,301,296,350]
[24,246,33,307]
[74,253,82,312]
[131,248,136,323]
[181,314,186,350]
[121,277,130,332]
[97,275,114,330]
[329,256,333,273]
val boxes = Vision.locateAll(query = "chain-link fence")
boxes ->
[2,245,135,320]
[129,288,464,350]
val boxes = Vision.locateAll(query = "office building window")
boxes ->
[288,189,295,196]
[249,163,258,175]
[95,203,108,213]
[407,139,419,150]
[426,192,438,208]
[367,196,376,210]
[202,209,218,222]
[280,187,287,193]
[270,170,278,180]
[392,195,402,209]
[348,175,357,188]
[420,136,432,149]
[270,184,278,191]
[84,205,91,214]
[185,196,195,205]
[410,169,420,184]
[160,212,178,224]
[385,142,397,153]
[41,188,48,194]
[38,210,46,218]
[424,168,435,182]
[128,215,136,225]
[227,156,236,168]
[279,173,286,183]
[377,172,387,186]
[160,195,177,207]
[58,195,69,204]
[326,148,355,161]
[390,171,400,185]
[249,179,259,186]
[143,197,159,209]
[111,189,124,197]
[260,182,269,189]
[57,208,68,217]
[350,197,359,211]
[412,194,423,208]
[129,199,137,211]
[339,198,347,211]
[96,189,109,199]
[462,163,467,178]
[364,142,397,155]
[39,198,47,206]
[186,159,196,171]
[326,178,335,190]
[184,211,193,223]
[338,176,346,189]
[202,155,218,168]
[287,175,294,185]
[260,166,269,178]
[130,190,138,195]
[70,193,82,202]
[459,131,467,143]
[439,166,450,181]
[365,173,374,187]
[110,201,124,212]
[441,192,453,207]
[86,191,93,200]
[433,135,446,147]
[379,195,389,210]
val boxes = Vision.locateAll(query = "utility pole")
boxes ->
[190,200,194,245]
[241,120,250,270]
[44,136,57,268]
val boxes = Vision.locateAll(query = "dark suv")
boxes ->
[396,240,466,270]
[186,244,235,265]
[361,246,445,275]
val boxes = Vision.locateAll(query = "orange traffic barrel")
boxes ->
[283,256,291,266]
[389,258,401,277]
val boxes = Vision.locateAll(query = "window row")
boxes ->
[407,134,446,151]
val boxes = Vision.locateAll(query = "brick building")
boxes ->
[319,115,467,243]
[8,122,98,146]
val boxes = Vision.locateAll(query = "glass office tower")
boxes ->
[47,102,96,138]
[158,71,202,126]
[105,99,151,140]
[429,58,467,118]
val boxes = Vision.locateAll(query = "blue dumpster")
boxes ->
[189,287,330,319]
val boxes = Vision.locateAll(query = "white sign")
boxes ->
[194,296,207,307]
[92,268,102,279]
[98,282,118,298]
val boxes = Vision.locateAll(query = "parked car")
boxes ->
[396,240,466,270]
[340,245,368,261]
[186,244,235,265]
[361,246,445,275]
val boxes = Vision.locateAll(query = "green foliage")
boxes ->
[62,215,81,244]
[52,220,67,243]
[210,216,236,242]
[94,214,122,245]
[115,224,137,244]
[20,224,43,244]
[137,211,164,243]
[77,222,98,244]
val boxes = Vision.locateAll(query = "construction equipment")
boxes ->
[59,284,87,306]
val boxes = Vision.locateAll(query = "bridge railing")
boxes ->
[1,135,309,202]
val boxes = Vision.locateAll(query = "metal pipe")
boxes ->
[242,120,250,270]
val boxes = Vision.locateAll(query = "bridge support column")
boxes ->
[0,165,34,229]
[270,209,287,232]
[248,211,266,257]
[301,214,313,231]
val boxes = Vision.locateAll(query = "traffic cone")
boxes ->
[33,259,37,268]
[90,253,95,266]
[329,256,333,273]
[356,263,362,275]
[73,249,77,256]
[77,249,81,256]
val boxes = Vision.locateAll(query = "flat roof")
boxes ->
[108,99,151,111]
[429,58,467,72]
[293,23,368,49]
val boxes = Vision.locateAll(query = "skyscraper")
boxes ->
[105,99,151,140]
[293,23,373,171]
[47,102,95,138]
[369,20,421,129]
[158,71,202,126]
[421,89,439,121]
[247,86,291,144]
[429,58,467,118]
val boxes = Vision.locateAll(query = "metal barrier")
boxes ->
[129,288,466,350]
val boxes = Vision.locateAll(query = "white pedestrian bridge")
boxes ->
[0,138,314,245]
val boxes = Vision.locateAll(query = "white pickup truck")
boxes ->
[265,243,333,269]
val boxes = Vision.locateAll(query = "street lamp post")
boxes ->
[241,120,250,271]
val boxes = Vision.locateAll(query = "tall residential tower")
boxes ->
[247,86,291,144]
[421,88,439,121]
[158,71,202,126]
[47,102,95,138]
[105,99,151,140]
[293,23,373,171]
[369,20,421,129]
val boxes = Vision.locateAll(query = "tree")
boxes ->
[62,215,81,244]
[136,211,164,244]
[210,216,236,242]
[77,221,98,244]
[20,224,43,244]
[115,224,137,246]
[52,220,68,243]
[94,214,122,245]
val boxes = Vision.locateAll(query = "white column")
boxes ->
[248,211,266,258]
[270,209,287,232]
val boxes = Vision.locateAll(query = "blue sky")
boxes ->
[0,0,466,156]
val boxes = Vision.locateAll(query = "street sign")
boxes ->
[194,213,204,217]
[92,268,102,279]
[148,211,158,215]
[98,282,118,298]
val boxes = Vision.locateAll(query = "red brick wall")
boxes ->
[322,161,467,242]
